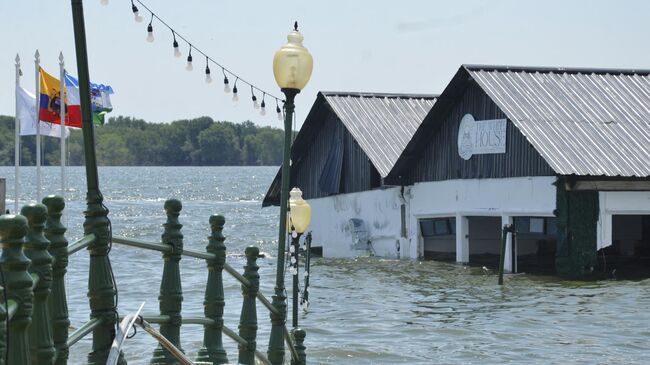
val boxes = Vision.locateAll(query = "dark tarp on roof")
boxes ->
[389,65,650,182]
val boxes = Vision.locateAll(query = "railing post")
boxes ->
[151,199,184,364]
[0,284,5,365]
[0,214,33,364]
[22,203,56,364]
[43,195,70,365]
[291,328,306,365]
[238,246,260,365]
[196,214,228,364]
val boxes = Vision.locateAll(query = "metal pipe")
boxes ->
[67,233,96,255]
[66,317,102,348]
[112,235,170,253]
[292,234,300,328]
[498,224,512,285]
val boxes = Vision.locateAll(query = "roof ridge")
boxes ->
[463,64,650,75]
[321,91,438,99]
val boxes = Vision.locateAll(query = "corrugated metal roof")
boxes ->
[466,65,650,177]
[323,92,436,177]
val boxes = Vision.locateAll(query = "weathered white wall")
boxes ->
[308,187,404,258]
[406,177,557,268]
[597,191,650,250]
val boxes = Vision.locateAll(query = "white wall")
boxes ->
[407,176,557,268]
[597,191,650,250]
[308,187,404,258]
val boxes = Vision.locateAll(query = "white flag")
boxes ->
[16,85,69,138]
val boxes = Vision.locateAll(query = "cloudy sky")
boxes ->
[2,0,649,128]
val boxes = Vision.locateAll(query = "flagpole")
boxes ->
[35,49,41,202]
[59,52,66,206]
[14,54,21,214]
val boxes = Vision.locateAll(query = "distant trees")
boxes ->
[0,115,285,166]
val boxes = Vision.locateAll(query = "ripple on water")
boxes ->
[1,166,649,364]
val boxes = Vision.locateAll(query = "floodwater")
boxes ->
[2,166,649,364]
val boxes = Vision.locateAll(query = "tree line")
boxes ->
[0,115,285,166]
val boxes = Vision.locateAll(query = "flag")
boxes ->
[65,73,114,125]
[16,86,70,138]
[38,67,82,128]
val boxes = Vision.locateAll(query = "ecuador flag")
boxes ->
[38,67,82,128]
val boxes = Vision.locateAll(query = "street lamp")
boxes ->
[268,22,313,365]
[288,188,311,329]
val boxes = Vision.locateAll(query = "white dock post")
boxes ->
[502,215,513,273]
[456,214,469,263]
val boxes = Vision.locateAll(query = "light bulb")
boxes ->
[260,107,266,116]
[173,40,181,57]
[146,24,154,43]
[289,245,295,253]
[135,14,143,23]
[232,93,239,102]
[253,99,259,109]
[205,73,212,83]
[186,62,193,71]
[100,0,109,5]
[277,108,283,121]
[223,83,231,93]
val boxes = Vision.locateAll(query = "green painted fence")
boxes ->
[0,196,303,365]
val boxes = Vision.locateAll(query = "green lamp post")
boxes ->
[288,188,311,329]
[267,22,313,365]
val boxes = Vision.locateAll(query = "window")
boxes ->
[514,217,556,235]
[420,217,456,237]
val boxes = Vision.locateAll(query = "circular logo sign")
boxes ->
[458,114,475,160]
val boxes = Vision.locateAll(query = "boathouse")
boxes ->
[263,91,436,257]
[386,65,650,277]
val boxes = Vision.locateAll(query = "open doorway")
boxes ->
[599,215,650,278]
[513,217,557,274]
[467,216,502,268]
[420,217,456,261]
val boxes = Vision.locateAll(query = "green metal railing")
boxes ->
[0,196,305,365]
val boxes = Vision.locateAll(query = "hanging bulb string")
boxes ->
[132,0,284,105]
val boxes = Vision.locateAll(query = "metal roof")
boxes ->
[466,65,650,177]
[323,92,436,177]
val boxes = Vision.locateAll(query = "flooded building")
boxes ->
[264,66,650,277]
[386,65,650,277]
[263,92,436,257]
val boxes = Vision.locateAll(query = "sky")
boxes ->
[2,0,649,129]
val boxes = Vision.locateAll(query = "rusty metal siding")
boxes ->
[406,82,554,183]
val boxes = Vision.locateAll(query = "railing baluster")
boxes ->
[23,204,56,364]
[291,328,306,365]
[196,214,228,364]
[0,282,6,365]
[238,246,260,365]
[0,214,33,364]
[43,195,70,365]
[151,199,184,364]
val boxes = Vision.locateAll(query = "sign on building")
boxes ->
[457,114,506,160]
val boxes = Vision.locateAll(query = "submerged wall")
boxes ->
[308,187,404,258]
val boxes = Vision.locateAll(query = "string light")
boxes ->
[146,14,155,42]
[172,31,181,57]
[128,0,285,117]
[205,56,212,83]
[222,69,230,93]
[131,0,143,22]
[260,93,267,115]
[232,78,239,102]
[251,86,259,109]
[186,46,193,71]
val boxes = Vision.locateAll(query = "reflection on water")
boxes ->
[2,166,649,364]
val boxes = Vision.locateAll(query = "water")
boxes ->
[2,166,649,364]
